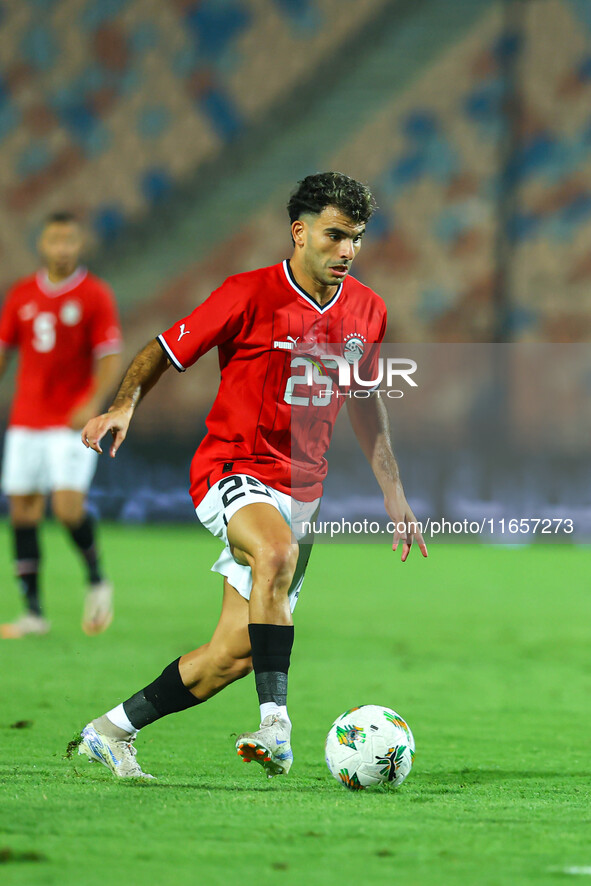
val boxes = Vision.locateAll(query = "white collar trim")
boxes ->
[36,266,87,297]
[282,260,343,314]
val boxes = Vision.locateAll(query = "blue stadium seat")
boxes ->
[184,0,251,61]
[16,141,52,179]
[20,25,58,71]
[198,87,242,141]
[93,205,125,242]
[141,168,173,205]
[79,0,130,32]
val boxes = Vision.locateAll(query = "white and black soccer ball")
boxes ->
[325,705,415,791]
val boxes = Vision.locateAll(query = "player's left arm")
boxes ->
[0,346,12,383]
[70,281,123,430]
[0,287,19,381]
[347,394,428,561]
[69,352,122,430]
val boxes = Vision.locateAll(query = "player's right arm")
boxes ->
[83,278,245,457]
[82,338,169,457]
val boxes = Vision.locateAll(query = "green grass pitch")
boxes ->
[0,520,590,886]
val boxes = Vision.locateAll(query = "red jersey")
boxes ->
[158,260,387,505]
[0,268,122,429]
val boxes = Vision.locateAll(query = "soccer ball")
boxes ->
[325,705,415,791]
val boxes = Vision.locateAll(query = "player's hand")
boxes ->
[384,489,428,562]
[81,407,133,458]
[69,399,100,431]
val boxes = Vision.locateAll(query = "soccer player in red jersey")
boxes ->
[0,212,122,638]
[75,174,427,779]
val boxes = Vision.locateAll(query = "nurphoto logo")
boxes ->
[289,354,418,401]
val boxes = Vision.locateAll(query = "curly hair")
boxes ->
[287,172,376,225]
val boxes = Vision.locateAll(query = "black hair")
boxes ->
[44,211,78,226]
[287,172,376,225]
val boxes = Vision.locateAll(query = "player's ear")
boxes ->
[291,219,306,248]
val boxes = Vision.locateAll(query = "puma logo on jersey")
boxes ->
[19,302,37,322]
[274,335,300,350]
[177,324,190,341]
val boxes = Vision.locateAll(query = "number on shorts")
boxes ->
[245,476,272,497]
[219,476,245,508]
[218,475,272,510]
[32,312,57,353]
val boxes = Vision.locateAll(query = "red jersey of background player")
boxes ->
[157,260,386,505]
[0,268,122,429]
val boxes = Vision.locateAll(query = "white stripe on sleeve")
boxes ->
[157,333,186,372]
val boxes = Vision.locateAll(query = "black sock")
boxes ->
[248,623,294,706]
[122,658,203,730]
[68,514,102,585]
[13,526,42,615]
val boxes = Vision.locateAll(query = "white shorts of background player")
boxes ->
[1,427,98,495]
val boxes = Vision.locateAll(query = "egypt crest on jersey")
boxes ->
[157,260,387,505]
[343,332,366,364]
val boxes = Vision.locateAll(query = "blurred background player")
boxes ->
[0,212,122,638]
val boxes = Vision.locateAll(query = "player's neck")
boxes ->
[46,265,78,285]
[287,260,337,307]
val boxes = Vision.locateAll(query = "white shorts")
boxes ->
[195,474,320,611]
[1,427,98,495]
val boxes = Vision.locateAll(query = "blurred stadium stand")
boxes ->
[0,0,589,523]
[0,0,390,286]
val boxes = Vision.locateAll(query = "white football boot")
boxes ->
[0,612,50,639]
[236,714,293,777]
[78,723,154,779]
[82,581,113,635]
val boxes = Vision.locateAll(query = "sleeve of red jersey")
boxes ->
[0,287,19,349]
[156,279,246,372]
[91,282,123,358]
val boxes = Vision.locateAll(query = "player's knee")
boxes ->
[253,540,299,589]
[51,502,84,527]
[53,508,76,528]
[10,496,43,526]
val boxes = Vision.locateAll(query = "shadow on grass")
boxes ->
[116,779,339,793]
[11,763,589,795]
[0,847,48,864]
[120,769,591,793]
